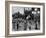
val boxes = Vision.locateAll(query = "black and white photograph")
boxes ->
[5,1,45,37]
[6,2,45,36]
[12,7,40,31]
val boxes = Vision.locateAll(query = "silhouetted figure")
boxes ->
[24,22,27,30]
[17,23,19,30]
[35,24,37,29]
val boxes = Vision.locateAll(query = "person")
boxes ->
[16,21,19,31]
[24,21,27,30]
[27,21,31,30]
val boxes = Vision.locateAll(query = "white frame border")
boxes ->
[9,3,43,34]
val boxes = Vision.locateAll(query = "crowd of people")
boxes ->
[12,8,40,31]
